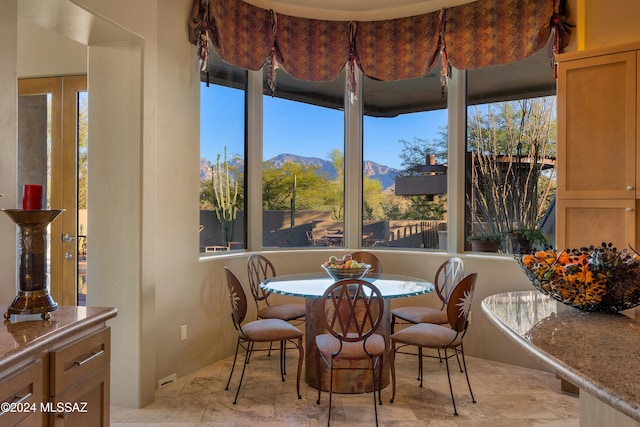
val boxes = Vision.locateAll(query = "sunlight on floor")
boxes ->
[111,351,579,426]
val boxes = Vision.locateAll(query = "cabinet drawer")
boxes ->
[15,411,43,427]
[50,327,110,396]
[556,199,636,249]
[0,359,44,427]
[48,365,109,427]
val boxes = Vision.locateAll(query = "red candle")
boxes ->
[22,184,44,210]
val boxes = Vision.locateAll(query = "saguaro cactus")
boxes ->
[212,147,238,245]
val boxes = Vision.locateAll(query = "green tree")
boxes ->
[394,136,448,221]
[363,177,384,220]
[399,135,448,175]
[262,161,327,210]
[381,195,404,220]
[324,149,345,220]
[78,97,88,209]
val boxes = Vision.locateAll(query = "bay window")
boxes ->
[199,46,556,255]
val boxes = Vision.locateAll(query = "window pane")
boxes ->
[199,57,247,254]
[465,96,557,254]
[262,71,345,248]
[78,91,88,305]
[363,71,448,250]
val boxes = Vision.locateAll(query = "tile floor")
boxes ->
[111,348,580,426]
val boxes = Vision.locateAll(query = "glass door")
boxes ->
[18,75,87,306]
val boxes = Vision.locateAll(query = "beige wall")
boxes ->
[584,0,640,49]
[3,0,639,410]
[17,18,86,78]
[0,1,18,306]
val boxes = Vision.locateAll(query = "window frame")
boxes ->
[201,66,474,254]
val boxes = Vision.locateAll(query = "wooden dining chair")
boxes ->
[223,267,304,404]
[315,279,385,426]
[389,273,478,416]
[350,251,383,277]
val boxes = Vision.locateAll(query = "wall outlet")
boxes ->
[181,324,187,341]
[158,373,176,389]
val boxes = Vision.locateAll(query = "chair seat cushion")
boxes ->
[240,318,303,342]
[390,323,462,349]
[316,333,385,359]
[258,303,306,321]
[392,306,448,325]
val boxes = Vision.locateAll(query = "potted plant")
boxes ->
[507,228,547,254]
[467,232,503,253]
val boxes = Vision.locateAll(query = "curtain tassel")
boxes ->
[266,10,283,94]
[549,0,575,79]
[438,8,450,97]
[346,21,358,104]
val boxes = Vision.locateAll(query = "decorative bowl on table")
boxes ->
[321,263,371,280]
[515,243,640,312]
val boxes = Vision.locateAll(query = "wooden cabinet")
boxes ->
[556,44,640,249]
[0,360,45,427]
[557,50,637,200]
[0,306,116,427]
[48,328,110,426]
[556,199,636,249]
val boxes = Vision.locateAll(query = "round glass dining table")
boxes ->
[262,272,434,393]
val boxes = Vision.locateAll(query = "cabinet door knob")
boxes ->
[627,207,633,212]
[627,186,634,191]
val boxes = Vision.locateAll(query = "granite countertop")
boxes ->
[482,291,640,422]
[0,304,117,371]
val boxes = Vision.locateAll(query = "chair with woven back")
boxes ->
[223,267,304,404]
[389,272,478,416]
[350,251,383,277]
[315,279,385,426]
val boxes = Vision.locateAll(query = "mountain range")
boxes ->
[200,153,399,190]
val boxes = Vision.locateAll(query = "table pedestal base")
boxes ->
[304,298,390,393]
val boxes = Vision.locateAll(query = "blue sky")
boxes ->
[200,83,446,170]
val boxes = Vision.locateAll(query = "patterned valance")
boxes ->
[189,0,573,93]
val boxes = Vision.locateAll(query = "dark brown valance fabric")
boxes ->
[189,0,573,84]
